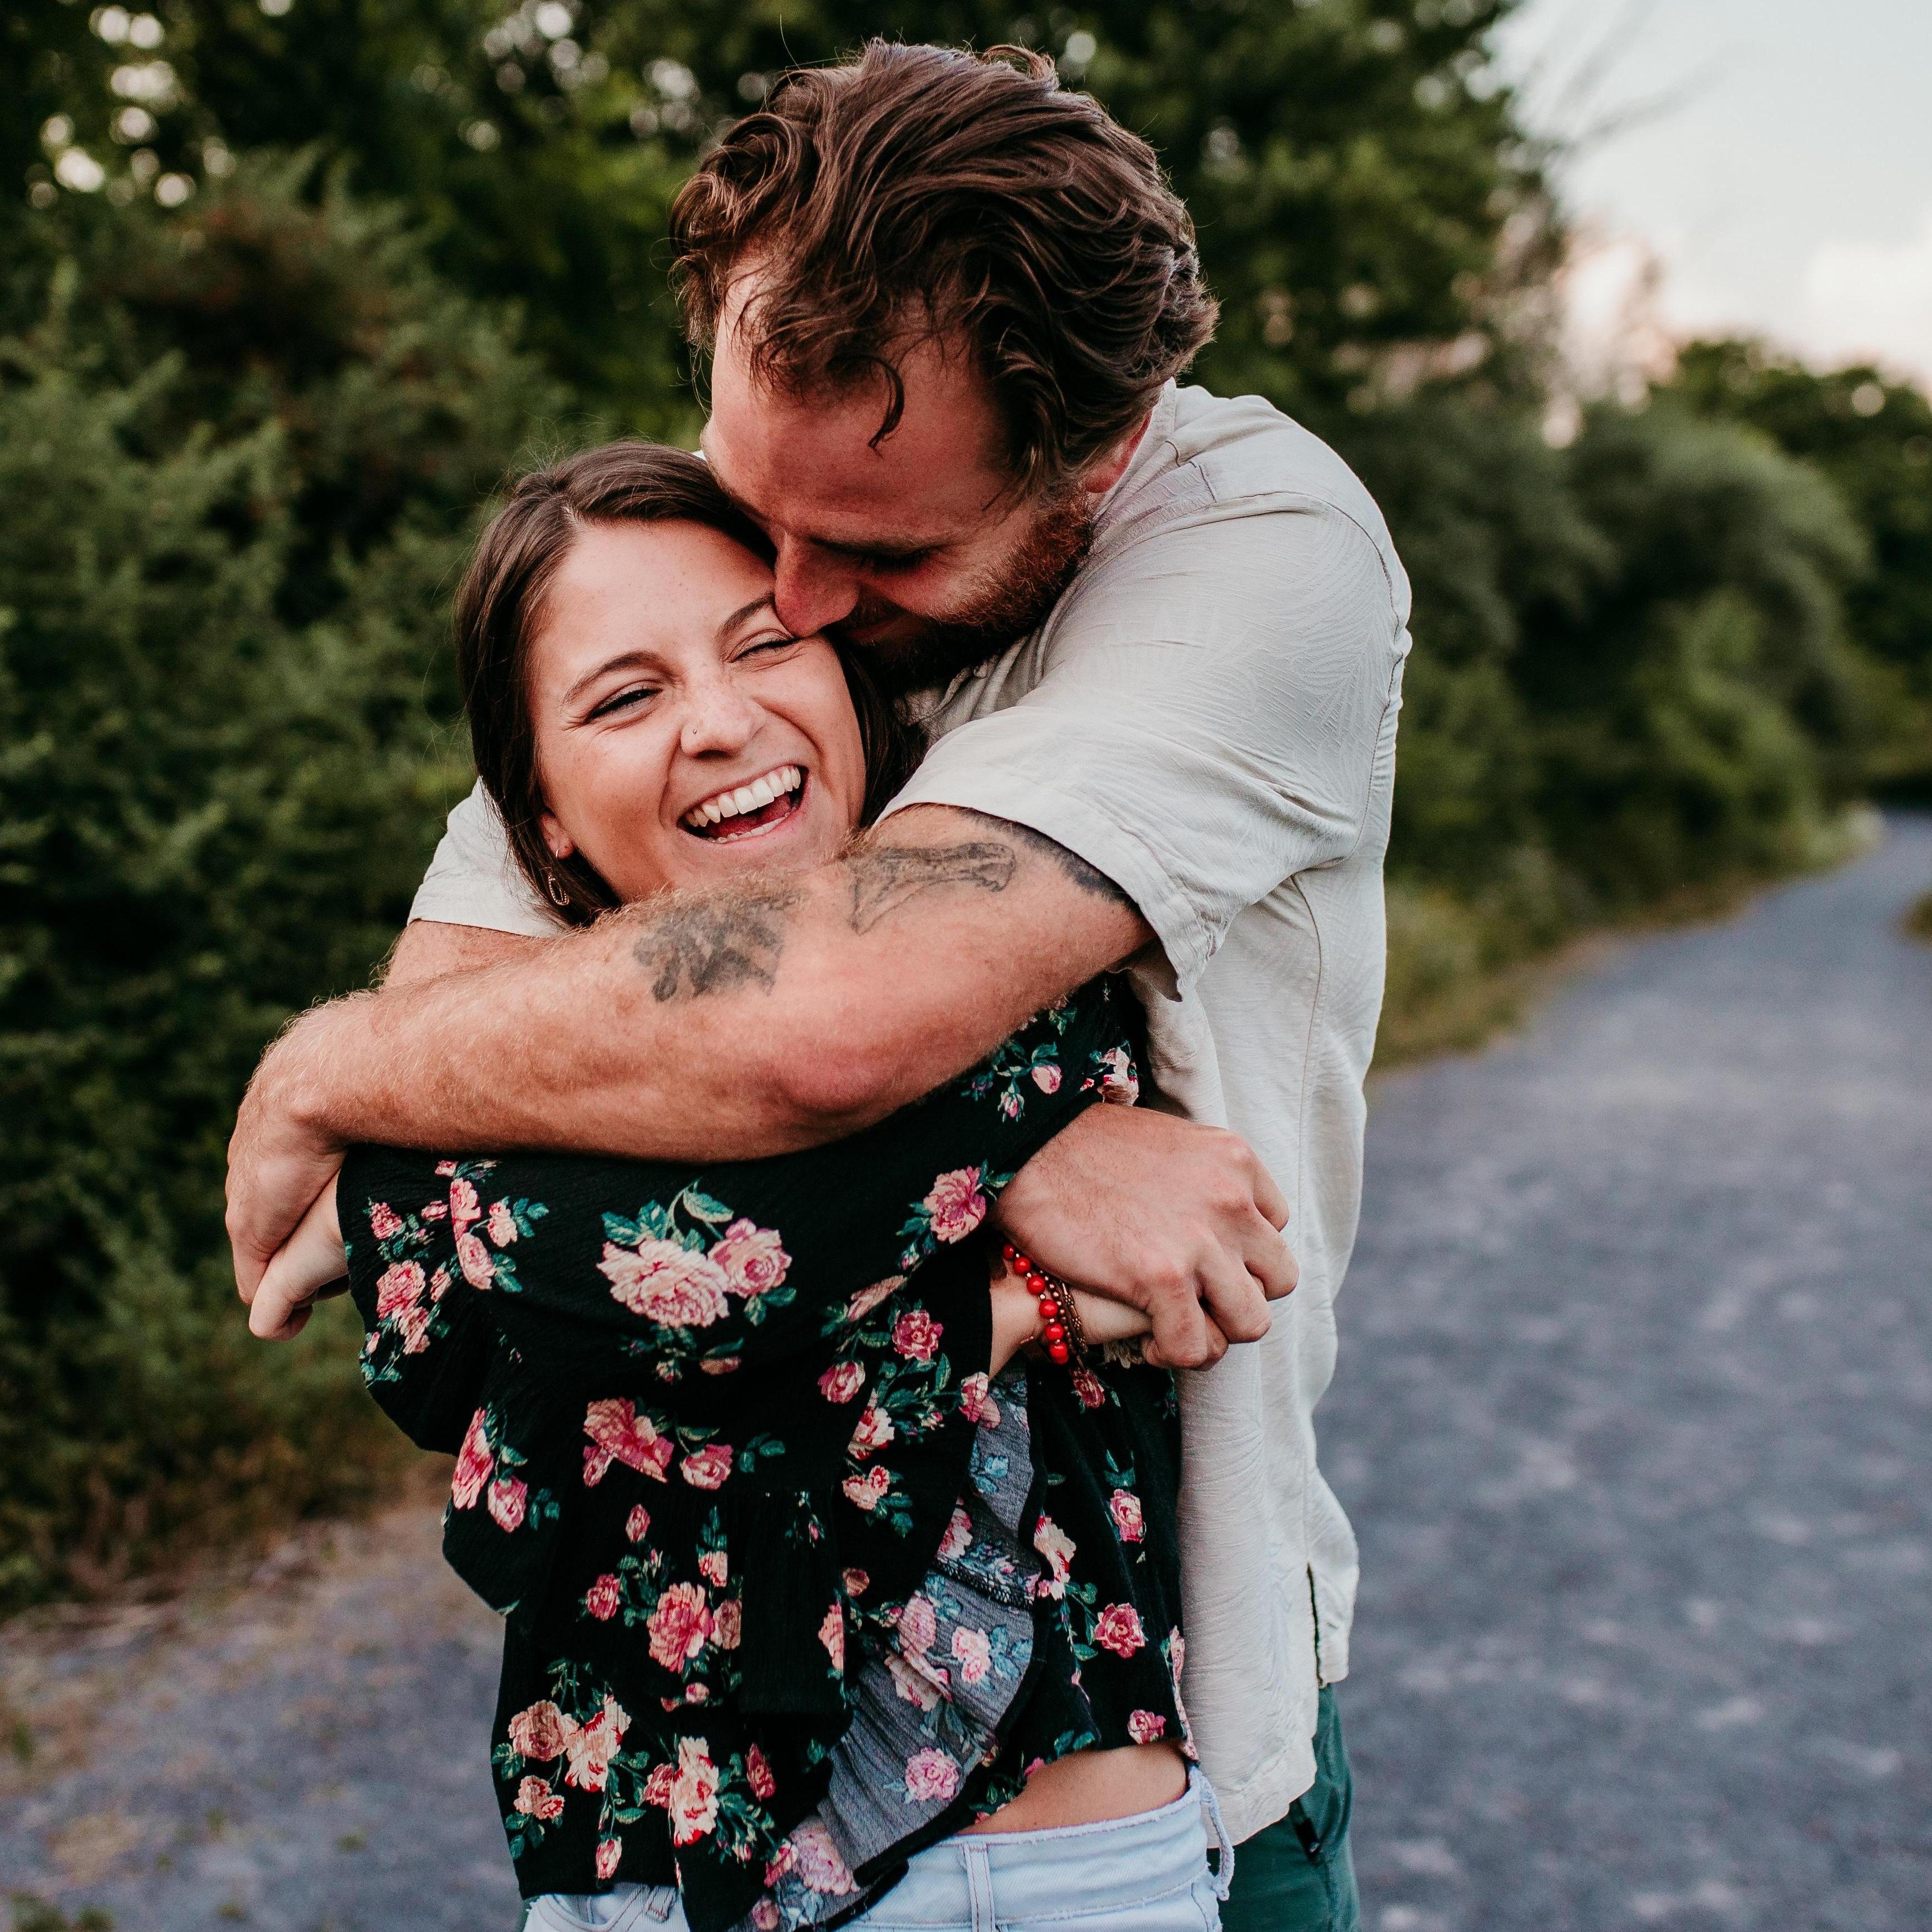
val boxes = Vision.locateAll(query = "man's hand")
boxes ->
[995,1105,1296,1370]
[248,1174,348,1340]
[227,1003,358,1301]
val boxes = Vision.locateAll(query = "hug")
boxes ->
[231,36,1409,1932]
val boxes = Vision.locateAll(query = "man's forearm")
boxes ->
[259,807,1150,1165]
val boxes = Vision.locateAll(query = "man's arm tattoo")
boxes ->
[1000,820,1131,904]
[846,841,1017,935]
[633,886,803,1001]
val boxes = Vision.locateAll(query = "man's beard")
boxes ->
[835,489,1096,698]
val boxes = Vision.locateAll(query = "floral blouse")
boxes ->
[338,979,1184,1932]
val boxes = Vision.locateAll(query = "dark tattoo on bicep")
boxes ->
[973,813,1131,905]
[846,842,1017,935]
[633,886,803,1001]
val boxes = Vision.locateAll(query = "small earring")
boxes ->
[546,870,570,908]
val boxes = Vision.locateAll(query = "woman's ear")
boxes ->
[538,811,577,861]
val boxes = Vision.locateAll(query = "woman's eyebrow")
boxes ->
[717,592,778,637]
[561,648,661,708]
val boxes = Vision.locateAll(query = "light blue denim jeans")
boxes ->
[521,1773,1232,1932]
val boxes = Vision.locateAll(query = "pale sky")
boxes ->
[1495,0,1932,387]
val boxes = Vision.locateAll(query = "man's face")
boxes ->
[700,284,1115,695]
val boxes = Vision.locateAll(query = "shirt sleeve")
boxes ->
[409,779,563,938]
[881,502,1407,995]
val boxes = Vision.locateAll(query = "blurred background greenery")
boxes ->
[3,0,1928,1610]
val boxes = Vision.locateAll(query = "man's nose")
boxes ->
[772,537,860,640]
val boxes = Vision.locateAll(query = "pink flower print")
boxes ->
[1031,1062,1062,1094]
[435,1161,457,1177]
[957,1373,991,1424]
[885,1652,944,1711]
[937,1506,974,1564]
[1070,1366,1106,1411]
[625,1505,652,1544]
[583,1574,621,1622]
[507,1700,570,1763]
[818,1603,845,1673]
[487,1476,528,1532]
[1032,1515,1076,1596]
[897,1594,937,1658]
[841,1466,890,1512]
[846,1277,902,1321]
[746,1743,776,1800]
[486,1200,520,1247]
[891,1308,942,1361]
[515,1775,565,1821]
[842,1566,870,1597]
[1127,1710,1167,1745]
[698,1355,740,1376]
[921,1168,987,1245]
[1095,1604,1146,1658]
[788,1820,858,1896]
[642,1762,677,1809]
[448,1176,481,1232]
[697,1549,728,1587]
[375,1260,425,1319]
[581,1399,673,1486]
[710,1599,742,1650]
[818,1361,865,1405]
[847,1400,895,1458]
[1109,1489,1145,1543]
[680,1443,733,1490]
[951,1627,992,1685]
[368,1202,403,1241]
[902,1748,960,1804]
[395,1300,433,1356]
[452,1409,493,1510]
[646,1581,713,1673]
[562,1695,629,1795]
[455,1229,497,1290]
[1097,1046,1140,1105]
[595,1836,623,1882]
[598,1239,731,1329]
[420,1201,447,1220]
[998,1091,1022,1121]
[752,1902,781,1931]
[667,1737,721,1845]
[710,1218,791,1299]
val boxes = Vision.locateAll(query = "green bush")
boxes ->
[0,166,558,1606]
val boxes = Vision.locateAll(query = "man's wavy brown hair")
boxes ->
[670,41,1219,496]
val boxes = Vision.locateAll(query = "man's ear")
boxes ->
[538,811,576,861]
[1080,407,1155,497]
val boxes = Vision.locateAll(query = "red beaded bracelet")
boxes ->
[1002,1241,1087,1367]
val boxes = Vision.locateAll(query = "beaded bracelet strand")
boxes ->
[1001,1241,1087,1367]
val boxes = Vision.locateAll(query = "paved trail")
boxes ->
[1330,817,1932,1932]
[4,822,1927,1931]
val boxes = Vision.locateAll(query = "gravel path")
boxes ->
[4,820,1926,1932]
[1329,816,1932,1932]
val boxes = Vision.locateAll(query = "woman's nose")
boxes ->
[676,672,764,758]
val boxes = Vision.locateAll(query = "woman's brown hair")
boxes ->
[454,441,922,927]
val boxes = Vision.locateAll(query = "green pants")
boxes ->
[1219,1687,1361,1932]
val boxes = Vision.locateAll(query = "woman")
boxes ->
[251,444,1229,1932]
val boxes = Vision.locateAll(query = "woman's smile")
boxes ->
[679,762,807,842]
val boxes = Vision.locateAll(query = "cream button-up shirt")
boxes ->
[410,382,1412,1842]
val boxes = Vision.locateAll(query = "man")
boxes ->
[229,43,1408,1931]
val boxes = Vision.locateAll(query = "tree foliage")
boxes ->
[0,0,1919,1601]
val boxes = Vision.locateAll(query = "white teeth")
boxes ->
[683,766,803,831]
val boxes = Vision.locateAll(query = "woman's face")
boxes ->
[527,520,869,902]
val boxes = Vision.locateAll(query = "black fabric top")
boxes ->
[337,981,1174,1931]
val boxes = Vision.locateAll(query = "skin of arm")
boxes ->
[229,804,1291,1365]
